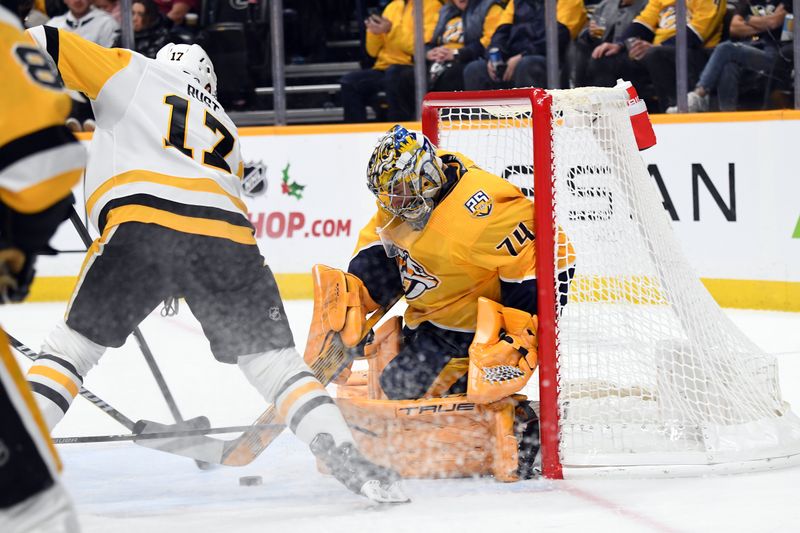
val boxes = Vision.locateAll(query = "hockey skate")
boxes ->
[310,433,410,504]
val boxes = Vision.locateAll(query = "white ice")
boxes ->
[3,301,800,533]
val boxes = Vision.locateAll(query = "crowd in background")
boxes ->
[346,0,795,120]
[22,0,796,126]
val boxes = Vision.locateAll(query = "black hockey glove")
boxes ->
[0,248,35,303]
[0,192,74,303]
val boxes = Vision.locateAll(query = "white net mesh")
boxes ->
[429,87,800,473]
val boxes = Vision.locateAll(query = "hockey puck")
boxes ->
[239,475,263,486]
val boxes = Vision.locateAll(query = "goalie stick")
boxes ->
[134,294,401,466]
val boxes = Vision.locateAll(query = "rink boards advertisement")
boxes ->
[34,112,800,310]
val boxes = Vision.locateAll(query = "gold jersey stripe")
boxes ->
[0,331,62,472]
[105,205,257,245]
[66,225,118,318]
[48,28,132,100]
[86,170,248,218]
[277,381,326,421]
[28,365,80,397]
[0,167,82,214]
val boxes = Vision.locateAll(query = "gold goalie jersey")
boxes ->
[353,151,575,332]
[26,27,253,244]
[1,10,84,215]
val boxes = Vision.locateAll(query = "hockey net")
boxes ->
[421,88,800,478]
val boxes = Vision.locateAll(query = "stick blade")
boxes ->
[133,417,225,464]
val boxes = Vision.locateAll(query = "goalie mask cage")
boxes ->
[421,88,800,479]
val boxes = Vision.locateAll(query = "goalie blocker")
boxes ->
[307,266,541,480]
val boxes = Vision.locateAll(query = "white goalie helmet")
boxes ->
[156,43,218,98]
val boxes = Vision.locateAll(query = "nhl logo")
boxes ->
[464,190,492,217]
[269,307,281,321]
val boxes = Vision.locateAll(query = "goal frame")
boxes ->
[421,88,800,480]
[422,88,563,478]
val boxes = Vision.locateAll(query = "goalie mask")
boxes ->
[367,125,446,230]
[156,43,218,98]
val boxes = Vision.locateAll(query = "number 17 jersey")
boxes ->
[27,27,253,245]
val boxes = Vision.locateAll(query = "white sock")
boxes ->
[238,348,354,447]
[28,321,106,430]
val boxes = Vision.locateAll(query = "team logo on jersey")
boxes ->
[269,307,282,321]
[464,190,492,218]
[396,249,439,300]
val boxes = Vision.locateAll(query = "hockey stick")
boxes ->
[8,333,136,431]
[53,422,283,444]
[134,294,402,466]
[68,209,209,469]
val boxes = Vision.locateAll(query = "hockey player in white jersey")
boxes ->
[23,27,406,502]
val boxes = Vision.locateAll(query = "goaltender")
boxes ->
[305,125,575,481]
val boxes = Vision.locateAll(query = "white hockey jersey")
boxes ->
[27,26,254,245]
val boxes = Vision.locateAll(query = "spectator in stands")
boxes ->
[590,0,726,112]
[153,0,195,25]
[426,0,505,92]
[94,0,120,24]
[674,1,792,111]
[133,0,170,58]
[340,0,442,123]
[43,0,119,131]
[572,0,647,88]
[463,0,580,90]
[46,0,119,46]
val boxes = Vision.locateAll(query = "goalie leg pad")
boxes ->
[333,395,538,482]
[335,315,404,400]
[379,322,473,400]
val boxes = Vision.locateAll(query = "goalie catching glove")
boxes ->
[467,297,538,404]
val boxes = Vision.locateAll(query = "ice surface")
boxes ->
[3,302,800,533]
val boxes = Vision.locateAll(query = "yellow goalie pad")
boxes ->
[332,395,539,482]
[335,316,403,399]
[467,297,539,404]
[303,265,378,383]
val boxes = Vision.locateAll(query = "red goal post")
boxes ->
[422,88,800,479]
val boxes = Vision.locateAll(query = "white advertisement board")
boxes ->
[35,115,800,308]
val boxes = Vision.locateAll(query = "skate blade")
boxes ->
[360,480,411,504]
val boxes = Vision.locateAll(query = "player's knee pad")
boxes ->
[41,320,106,377]
[423,356,469,398]
[333,395,540,482]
